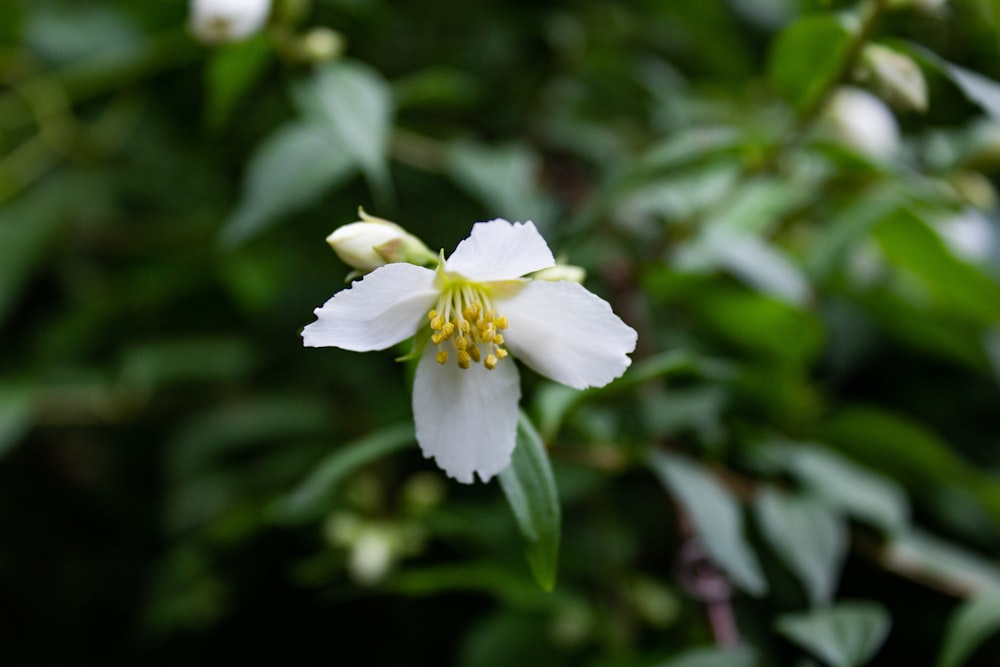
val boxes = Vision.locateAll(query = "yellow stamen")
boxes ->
[425,277,512,370]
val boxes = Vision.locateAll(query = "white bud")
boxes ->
[937,209,996,264]
[326,209,436,272]
[531,263,587,283]
[349,527,395,585]
[860,44,928,112]
[190,0,271,44]
[823,87,901,160]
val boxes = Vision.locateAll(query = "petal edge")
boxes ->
[303,263,437,351]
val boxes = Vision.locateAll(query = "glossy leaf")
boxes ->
[498,413,561,592]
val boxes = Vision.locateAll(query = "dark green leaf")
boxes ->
[873,208,1000,325]
[498,413,561,592]
[205,34,272,130]
[768,14,853,110]
[0,383,35,459]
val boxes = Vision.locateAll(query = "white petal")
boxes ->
[445,219,555,281]
[412,345,521,483]
[303,263,437,351]
[501,281,637,390]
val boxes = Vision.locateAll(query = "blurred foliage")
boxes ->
[4,0,1000,664]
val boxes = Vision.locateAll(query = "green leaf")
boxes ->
[498,413,561,592]
[294,60,393,199]
[0,383,35,459]
[221,121,355,245]
[695,233,811,306]
[754,487,848,605]
[821,406,1000,530]
[777,601,892,667]
[873,208,1000,325]
[648,451,768,596]
[446,140,555,228]
[768,14,853,110]
[205,34,272,130]
[912,46,1000,120]
[0,178,71,326]
[657,646,758,667]
[272,422,415,523]
[938,588,1000,667]
[764,442,909,536]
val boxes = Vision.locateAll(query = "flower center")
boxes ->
[426,281,509,370]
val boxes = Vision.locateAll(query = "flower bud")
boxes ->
[297,27,345,63]
[531,263,587,283]
[859,44,927,113]
[326,209,436,272]
[190,0,271,44]
[937,209,996,265]
[822,86,900,160]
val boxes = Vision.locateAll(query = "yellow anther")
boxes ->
[424,287,512,369]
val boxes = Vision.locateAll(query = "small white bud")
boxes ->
[859,44,928,112]
[349,527,395,585]
[823,87,901,160]
[190,0,271,44]
[937,209,996,264]
[326,209,436,272]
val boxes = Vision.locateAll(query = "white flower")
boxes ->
[303,219,638,483]
[824,86,900,160]
[190,0,271,44]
